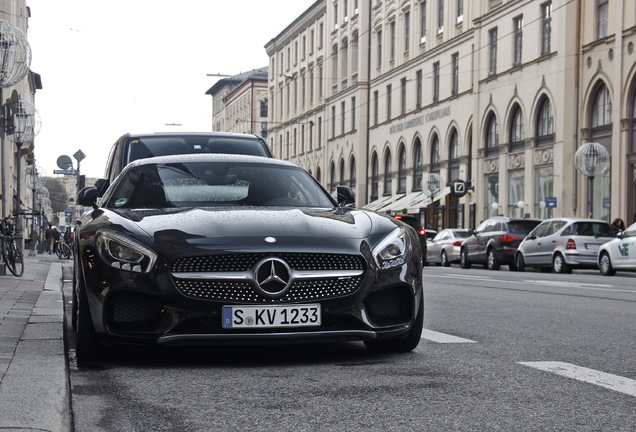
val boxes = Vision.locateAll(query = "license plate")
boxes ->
[222,304,321,329]
[585,243,600,250]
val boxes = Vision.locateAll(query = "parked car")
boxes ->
[101,132,274,186]
[598,221,636,276]
[460,217,541,270]
[73,154,424,362]
[392,215,428,261]
[426,229,472,266]
[515,218,614,273]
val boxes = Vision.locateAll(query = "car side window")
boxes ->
[561,225,572,236]
[531,221,550,238]
[475,221,489,233]
[623,224,636,237]
[547,220,566,235]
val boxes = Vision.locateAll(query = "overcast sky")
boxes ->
[27,0,315,179]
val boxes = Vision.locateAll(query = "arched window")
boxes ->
[339,158,345,186]
[371,153,379,200]
[413,138,423,191]
[509,104,525,152]
[349,156,357,189]
[430,135,440,174]
[316,166,322,185]
[592,84,611,127]
[485,112,499,156]
[397,144,407,193]
[587,82,612,220]
[329,161,336,193]
[449,129,460,181]
[536,97,554,147]
[383,150,392,195]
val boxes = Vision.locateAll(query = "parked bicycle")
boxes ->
[1,216,24,277]
[55,237,72,260]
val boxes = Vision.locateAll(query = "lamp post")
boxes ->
[574,142,610,218]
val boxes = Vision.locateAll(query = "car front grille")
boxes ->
[171,253,365,303]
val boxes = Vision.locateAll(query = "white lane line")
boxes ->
[421,329,477,343]
[519,361,636,397]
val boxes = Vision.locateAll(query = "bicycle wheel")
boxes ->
[61,243,72,259]
[4,239,24,277]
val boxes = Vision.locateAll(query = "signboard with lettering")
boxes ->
[450,180,467,198]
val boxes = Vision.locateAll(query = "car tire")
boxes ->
[460,248,471,269]
[599,252,616,276]
[515,253,526,272]
[75,275,104,363]
[441,251,450,267]
[364,295,424,353]
[486,248,501,270]
[553,253,572,274]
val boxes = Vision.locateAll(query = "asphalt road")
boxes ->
[63,266,636,431]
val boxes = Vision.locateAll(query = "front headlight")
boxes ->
[372,227,411,270]
[96,230,157,273]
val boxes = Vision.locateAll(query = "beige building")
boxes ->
[206,67,270,137]
[265,0,636,230]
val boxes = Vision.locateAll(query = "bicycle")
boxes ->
[55,238,72,260]
[1,216,24,277]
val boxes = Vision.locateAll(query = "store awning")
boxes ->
[406,186,452,214]
[377,191,425,213]
[363,194,402,211]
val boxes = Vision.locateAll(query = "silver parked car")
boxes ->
[514,218,614,273]
[426,229,472,267]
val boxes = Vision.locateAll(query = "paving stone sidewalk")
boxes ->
[0,249,72,432]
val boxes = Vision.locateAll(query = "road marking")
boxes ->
[519,361,636,397]
[421,329,477,343]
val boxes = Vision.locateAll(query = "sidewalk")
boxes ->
[0,250,72,432]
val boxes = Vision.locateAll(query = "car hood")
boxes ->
[90,207,399,256]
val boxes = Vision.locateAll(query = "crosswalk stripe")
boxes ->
[421,329,477,343]
[519,361,636,397]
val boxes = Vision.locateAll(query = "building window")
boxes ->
[416,70,423,108]
[433,61,440,103]
[508,170,525,217]
[509,104,525,152]
[485,173,499,217]
[351,96,356,131]
[489,28,497,75]
[597,0,608,39]
[373,90,379,125]
[449,129,460,182]
[541,2,552,55]
[339,158,345,187]
[536,97,554,147]
[352,32,359,76]
[341,101,346,135]
[330,161,336,193]
[437,0,444,32]
[398,145,407,193]
[331,44,338,93]
[404,11,410,53]
[513,16,523,66]
[430,135,441,178]
[592,84,611,127]
[420,1,427,42]
[535,165,554,219]
[350,156,356,189]
[341,39,348,79]
[401,77,407,115]
[413,138,423,191]
[371,152,379,200]
[386,84,392,120]
[376,30,383,68]
[457,0,463,21]
[451,53,459,96]
[334,2,338,28]
[260,99,268,117]
[390,20,396,61]
[384,150,392,195]
[485,112,499,156]
[331,106,336,138]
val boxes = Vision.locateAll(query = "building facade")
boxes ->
[265,0,636,230]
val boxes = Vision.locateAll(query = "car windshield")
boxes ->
[571,222,613,237]
[453,231,471,239]
[105,161,335,209]
[508,220,541,234]
[126,135,270,163]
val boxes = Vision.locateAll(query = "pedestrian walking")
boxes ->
[611,218,626,236]
[44,225,56,254]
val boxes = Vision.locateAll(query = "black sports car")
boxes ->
[73,154,423,362]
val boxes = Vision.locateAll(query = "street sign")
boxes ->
[545,197,557,208]
[53,169,77,175]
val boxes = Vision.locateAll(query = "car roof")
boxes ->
[485,216,542,222]
[538,217,610,223]
[126,153,296,168]
[124,131,264,139]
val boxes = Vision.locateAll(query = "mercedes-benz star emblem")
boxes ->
[253,257,292,298]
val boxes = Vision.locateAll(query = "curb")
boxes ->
[0,262,72,432]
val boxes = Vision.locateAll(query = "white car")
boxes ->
[598,221,636,276]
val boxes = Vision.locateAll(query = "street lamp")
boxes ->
[574,142,609,218]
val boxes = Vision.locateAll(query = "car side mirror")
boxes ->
[93,178,110,197]
[78,186,99,209]
[526,234,537,240]
[337,186,356,207]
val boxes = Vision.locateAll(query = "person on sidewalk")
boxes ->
[44,225,56,254]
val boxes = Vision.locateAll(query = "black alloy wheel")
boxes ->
[486,248,501,270]
[441,251,450,267]
[460,248,471,269]
[515,253,526,272]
